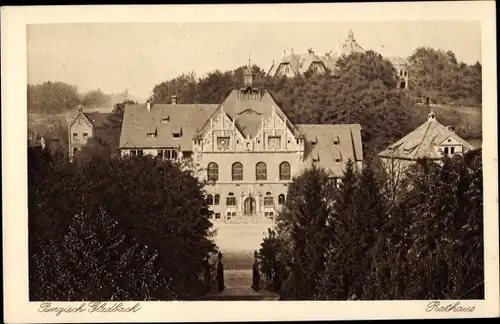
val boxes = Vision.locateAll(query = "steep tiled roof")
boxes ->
[197,90,298,138]
[387,56,407,66]
[333,29,365,58]
[268,52,331,77]
[379,113,474,160]
[67,108,113,129]
[119,104,218,150]
[83,112,112,128]
[297,124,363,177]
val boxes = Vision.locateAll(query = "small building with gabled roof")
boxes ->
[67,107,112,160]
[379,110,474,161]
[379,110,475,181]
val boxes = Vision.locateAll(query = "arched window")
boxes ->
[226,192,236,206]
[73,147,78,155]
[264,193,274,207]
[256,162,267,181]
[207,162,219,181]
[214,194,220,205]
[279,162,291,180]
[278,194,286,205]
[232,162,243,181]
[206,194,214,205]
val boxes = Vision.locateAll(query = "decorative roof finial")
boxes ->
[248,53,251,68]
[348,23,355,41]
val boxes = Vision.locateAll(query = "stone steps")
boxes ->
[199,269,279,301]
[225,215,274,225]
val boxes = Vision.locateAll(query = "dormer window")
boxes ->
[311,137,318,145]
[172,127,182,139]
[333,136,339,145]
[162,117,170,123]
[147,133,156,138]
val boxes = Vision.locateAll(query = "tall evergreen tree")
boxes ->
[276,165,335,299]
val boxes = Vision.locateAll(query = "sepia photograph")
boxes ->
[2,2,499,322]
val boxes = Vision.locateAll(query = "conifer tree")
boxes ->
[276,164,335,299]
[315,160,358,300]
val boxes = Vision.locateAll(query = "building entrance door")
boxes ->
[244,197,256,216]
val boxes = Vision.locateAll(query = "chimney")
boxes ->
[171,95,177,105]
[146,100,151,111]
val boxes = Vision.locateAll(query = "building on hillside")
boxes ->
[378,110,475,178]
[387,56,409,89]
[28,129,45,149]
[266,28,409,89]
[68,107,112,160]
[119,66,364,224]
[28,129,64,156]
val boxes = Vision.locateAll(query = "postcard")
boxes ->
[2,2,498,322]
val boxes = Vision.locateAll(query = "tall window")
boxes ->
[214,194,220,205]
[206,194,214,205]
[278,194,285,205]
[232,162,243,181]
[226,192,236,207]
[264,193,274,207]
[256,162,267,181]
[207,162,219,181]
[279,162,291,180]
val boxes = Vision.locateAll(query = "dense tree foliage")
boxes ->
[146,47,481,154]
[28,82,81,114]
[258,150,483,300]
[262,52,415,154]
[271,165,335,299]
[29,147,217,301]
[27,82,132,113]
[407,47,482,106]
[149,65,266,104]
[81,88,112,108]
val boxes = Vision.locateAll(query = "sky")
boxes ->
[27,21,482,101]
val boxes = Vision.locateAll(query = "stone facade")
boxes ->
[119,67,364,224]
[68,108,112,160]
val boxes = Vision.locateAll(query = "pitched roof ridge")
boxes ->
[410,119,433,158]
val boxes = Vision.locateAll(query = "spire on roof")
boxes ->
[347,24,355,41]
[244,54,255,87]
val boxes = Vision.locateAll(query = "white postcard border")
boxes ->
[2,2,498,322]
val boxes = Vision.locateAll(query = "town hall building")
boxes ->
[119,66,363,223]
